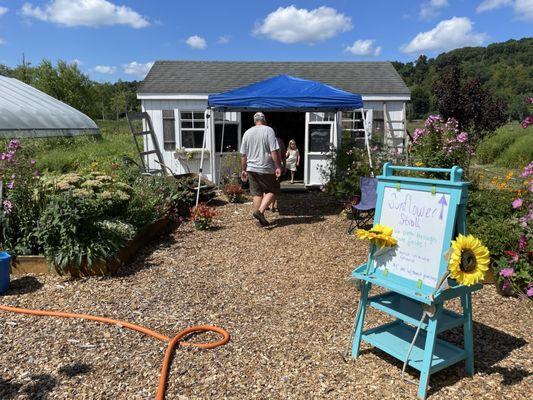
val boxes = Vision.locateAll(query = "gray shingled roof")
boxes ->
[139,61,410,96]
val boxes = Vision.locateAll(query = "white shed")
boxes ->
[137,61,410,186]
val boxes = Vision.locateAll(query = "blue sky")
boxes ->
[0,0,531,81]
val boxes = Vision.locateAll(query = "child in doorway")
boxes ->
[285,139,300,184]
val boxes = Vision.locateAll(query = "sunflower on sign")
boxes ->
[356,224,398,248]
[448,234,490,286]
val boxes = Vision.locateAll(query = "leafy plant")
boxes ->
[35,193,134,274]
[223,183,244,203]
[190,203,218,230]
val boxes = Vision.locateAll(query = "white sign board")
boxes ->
[373,187,451,288]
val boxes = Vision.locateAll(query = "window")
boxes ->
[341,110,365,148]
[180,111,205,148]
[214,112,239,152]
[162,110,176,150]
[309,124,331,152]
[309,112,335,122]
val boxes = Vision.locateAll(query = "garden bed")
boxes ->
[10,216,174,277]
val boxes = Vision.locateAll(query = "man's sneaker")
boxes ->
[252,210,270,226]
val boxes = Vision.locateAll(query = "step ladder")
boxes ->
[383,102,409,164]
[126,111,166,175]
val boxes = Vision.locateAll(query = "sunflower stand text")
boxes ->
[350,164,482,400]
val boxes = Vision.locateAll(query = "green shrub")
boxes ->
[476,123,532,167]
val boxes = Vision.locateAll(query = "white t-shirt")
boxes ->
[240,125,279,174]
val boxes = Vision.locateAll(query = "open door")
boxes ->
[304,112,336,186]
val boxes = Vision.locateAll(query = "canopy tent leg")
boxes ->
[195,110,210,206]
[360,108,374,177]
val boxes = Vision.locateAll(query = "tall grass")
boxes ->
[476,122,533,168]
[2,120,139,174]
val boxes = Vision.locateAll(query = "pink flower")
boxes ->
[512,198,523,209]
[457,132,468,143]
[2,200,13,215]
[521,162,533,177]
[8,139,21,151]
[527,285,533,297]
[6,181,14,189]
[518,235,528,251]
[30,159,36,166]
[499,267,515,278]
[522,116,533,129]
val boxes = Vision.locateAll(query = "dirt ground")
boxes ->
[0,192,531,399]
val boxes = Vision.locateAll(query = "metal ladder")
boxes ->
[126,111,166,174]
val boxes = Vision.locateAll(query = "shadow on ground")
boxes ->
[3,276,43,296]
[359,320,528,396]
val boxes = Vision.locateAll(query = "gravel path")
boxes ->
[0,192,531,399]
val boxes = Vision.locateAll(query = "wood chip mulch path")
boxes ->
[0,192,531,399]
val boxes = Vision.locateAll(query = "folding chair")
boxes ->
[347,177,377,234]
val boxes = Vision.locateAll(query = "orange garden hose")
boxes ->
[0,304,230,400]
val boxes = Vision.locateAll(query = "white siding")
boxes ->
[141,99,212,180]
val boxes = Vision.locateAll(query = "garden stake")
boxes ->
[0,304,230,400]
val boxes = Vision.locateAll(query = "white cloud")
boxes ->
[419,0,449,20]
[21,0,150,28]
[122,61,153,78]
[476,0,512,12]
[476,0,533,20]
[253,5,352,44]
[402,17,486,54]
[515,0,533,20]
[0,38,5,45]
[93,65,116,74]
[217,35,230,44]
[185,35,207,50]
[345,39,382,56]
[0,6,8,17]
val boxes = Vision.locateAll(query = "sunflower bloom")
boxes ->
[449,234,490,286]
[356,224,398,248]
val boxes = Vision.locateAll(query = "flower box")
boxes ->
[10,216,174,277]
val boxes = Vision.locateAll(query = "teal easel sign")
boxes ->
[350,164,482,399]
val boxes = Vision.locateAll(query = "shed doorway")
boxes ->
[241,111,306,181]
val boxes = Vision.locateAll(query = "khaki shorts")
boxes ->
[248,172,280,196]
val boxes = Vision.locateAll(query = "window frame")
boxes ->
[179,110,206,149]
[214,111,240,154]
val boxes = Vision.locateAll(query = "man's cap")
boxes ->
[253,112,266,121]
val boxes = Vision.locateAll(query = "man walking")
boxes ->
[241,112,282,226]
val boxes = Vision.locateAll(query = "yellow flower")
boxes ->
[448,234,490,286]
[414,162,424,167]
[505,171,513,180]
[356,224,398,248]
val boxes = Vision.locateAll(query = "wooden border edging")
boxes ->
[11,217,175,276]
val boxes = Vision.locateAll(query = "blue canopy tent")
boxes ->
[207,74,363,111]
[195,75,368,204]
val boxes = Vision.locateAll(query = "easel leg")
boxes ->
[461,293,474,377]
[351,281,371,358]
[417,304,442,400]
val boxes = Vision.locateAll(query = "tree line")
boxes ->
[393,37,533,121]
[0,59,140,121]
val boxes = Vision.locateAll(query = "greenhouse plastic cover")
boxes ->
[208,74,363,111]
[0,76,99,138]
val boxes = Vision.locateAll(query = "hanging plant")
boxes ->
[448,234,490,286]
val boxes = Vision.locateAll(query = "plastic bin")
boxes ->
[0,252,11,294]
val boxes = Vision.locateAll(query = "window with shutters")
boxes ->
[162,110,176,150]
[180,111,205,148]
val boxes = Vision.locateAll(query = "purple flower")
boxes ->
[527,285,533,297]
[457,132,468,143]
[6,181,14,189]
[412,128,426,144]
[499,267,515,278]
[502,280,510,291]
[521,162,533,177]
[30,159,36,166]
[518,235,527,251]
[8,139,21,151]
[526,97,533,104]
[34,170,41,177]
[512,198,523,209]
[522,115,533,129]
[2,200,13,215]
